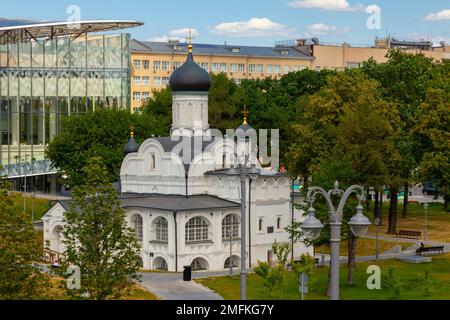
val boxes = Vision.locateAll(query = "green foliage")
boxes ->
[254,242,292,299]
[272,241,291,266]
[420,270,434,297]
[46,108,140,186]
[60,157,141,300]
[291,253,317,294]
[0,178,48,299]
[384,267,403,298]
[254,262,287,299]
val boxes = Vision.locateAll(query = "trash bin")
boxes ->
[183,265,192,282]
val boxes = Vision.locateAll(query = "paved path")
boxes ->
[139,272,225,300]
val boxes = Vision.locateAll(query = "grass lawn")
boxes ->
[197,253,450,300]
[367,202,450,242]
[11,193,52,222]
[41,276,159,300]
[315,238,410,257]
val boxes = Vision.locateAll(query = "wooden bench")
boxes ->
[416,246,445,256]
[396,230,421,239]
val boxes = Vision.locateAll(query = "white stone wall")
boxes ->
[171,92,210,136]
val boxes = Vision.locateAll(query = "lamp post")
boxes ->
[228,229,233,276]
[375,217,381,260]
[424,203,429,241]
[226,153,260,300]
[300,181,371,301]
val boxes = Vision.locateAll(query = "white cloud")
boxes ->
[425,9,450,21]
[169,28,199,38]
[149,28,198,42]
[288,0,364,11]
[148,35,181,42]
[210,17,295,37]
[307,23,350,36]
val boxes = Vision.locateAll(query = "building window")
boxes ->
[131,214,143,241]
[248,64,256,73]
[231,64,238,73]
[266,64,273,74]
[155,217,168,242]
[238,64,245,73]
[154,77,162,86]
[133,76,141,85]
[284,65,290,74]
[258,219,263,232]
[212,63,220,72]
[281,50,289,55]
[133,92,141,101]
[191,257,208,271]
[173,61,182,70]
[315,66,321,71]
[346,62,361,69]
[142,60,150,70]
[162,77,170,86]
[142,92,150,101]
[274,64,281,74]
[185,217,209,242]
[200,62,209,72]
[256,64,263,73]
[277,217,282,229]
[133,60,141,70]
[162,61,170,71]
[220,63,227,73]
[231,48,240,53]
[153,61,161,71]
[222,214,239,239]
[149,154,156,170]
[133,107,142,113]
[142,76,150,85]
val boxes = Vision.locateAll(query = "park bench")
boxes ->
[416,246,445,256]
[396,230,421,239]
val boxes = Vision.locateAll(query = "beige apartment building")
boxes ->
[130,37,449,112]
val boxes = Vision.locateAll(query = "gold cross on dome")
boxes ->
[129,125,135,137]
[185,29,195,53]
[241,106,249,124]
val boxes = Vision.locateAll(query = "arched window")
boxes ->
[155,217,168,242]
[131,214,143,241]
[149,154,156,170]
[259,219,263,232]
[277,217,282,229]
[224,256,240,269]
[191,257,209,271]
[222,214,239,239]
[185,217,209,242]
[154,257,168,271]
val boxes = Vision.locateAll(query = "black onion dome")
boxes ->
[169,52,211,92]
[124,136,140,155]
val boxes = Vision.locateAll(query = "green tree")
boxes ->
[414,87,450,211]
[60,157,141,300]
[254,242,292,299]
[0,170,48,299]
[46,108,150,186]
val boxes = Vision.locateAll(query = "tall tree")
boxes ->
[0,169,48,299]
[61,158,141,300]
[46,108,152,186]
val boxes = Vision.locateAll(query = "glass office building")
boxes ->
[0,20,141,192]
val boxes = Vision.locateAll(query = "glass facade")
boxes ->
[0,33,131,180]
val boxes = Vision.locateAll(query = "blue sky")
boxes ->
[2,0,449,46]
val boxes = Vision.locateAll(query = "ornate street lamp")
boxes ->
[300,181,371,300]
[226,153,261,300]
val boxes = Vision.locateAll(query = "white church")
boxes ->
[42,43,311,272]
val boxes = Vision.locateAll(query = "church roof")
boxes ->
[55,194,240,213]
[169,51,211,92]
[153,136,217,171]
